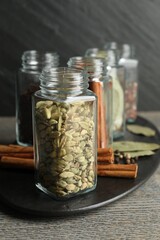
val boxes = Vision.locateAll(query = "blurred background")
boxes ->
[0,0,160,116]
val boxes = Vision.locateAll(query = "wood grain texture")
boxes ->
[0,0,160,115]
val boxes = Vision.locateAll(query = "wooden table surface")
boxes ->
[0,111,160,240]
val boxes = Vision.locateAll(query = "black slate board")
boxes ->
[0,116,159,217]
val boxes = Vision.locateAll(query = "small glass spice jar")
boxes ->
[85,47,125,139]
[16,50,59,146]
[119,44,139,123]
[106,49,125,139]
[85,48,108,59]
[32,67,97,200]
[67,56,113,148]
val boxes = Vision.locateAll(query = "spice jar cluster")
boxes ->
[15,42,139,200]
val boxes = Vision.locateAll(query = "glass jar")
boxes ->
[16,50,59,146]
[85,48,108,58]
[85,47,125,139]
[104,48,125,139]
[32,67,97,200]
[104,41,118,52]
[119,44,139,122]
[67,56,113,148]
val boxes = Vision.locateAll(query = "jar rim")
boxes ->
[22,50,58,58]
[68,56,104,63]
[39,67,89,95]
[21,50,59,69]
[41,67,85,78]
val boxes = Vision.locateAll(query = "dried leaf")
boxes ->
[113,141,160,152]
[127,125,156,137]
[125,150,155,158]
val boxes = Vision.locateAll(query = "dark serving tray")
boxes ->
[0,116,159,217]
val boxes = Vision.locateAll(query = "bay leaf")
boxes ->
[113,141,160,152]
[127,125,156,137]
[125,150,155,158]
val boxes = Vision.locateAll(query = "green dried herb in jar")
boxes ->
[32,67,97,200]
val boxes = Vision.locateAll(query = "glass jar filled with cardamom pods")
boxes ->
[16,50,59,146]
[67,56,113,148]
[32,67,97,200]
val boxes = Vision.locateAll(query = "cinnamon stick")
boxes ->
[0,144,138,179]
[0,153,34,158]
[97,147,114,164]
[0,144,33,153]
[0,156,34,169]
[97,156,114,164]
[98,164,138,178]
[98,148,113,155]
[89,81,107,148]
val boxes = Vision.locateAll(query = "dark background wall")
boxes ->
[0,0,160,116]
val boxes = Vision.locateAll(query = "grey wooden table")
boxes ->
[0,112,160,240]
